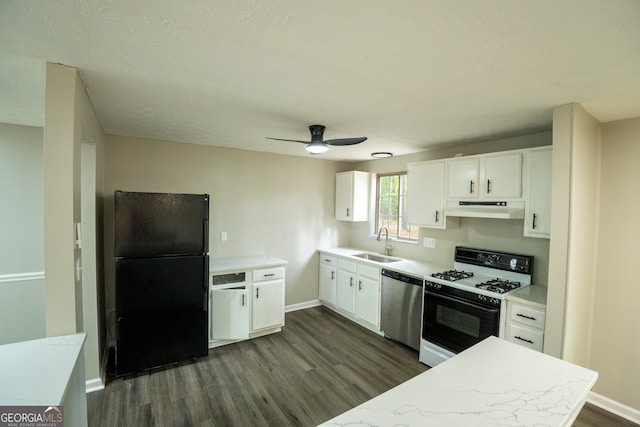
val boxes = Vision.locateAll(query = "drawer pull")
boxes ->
[263,273,275,277]
[516,313,536,321]
[324,258,331,262]
[515,336,534,344]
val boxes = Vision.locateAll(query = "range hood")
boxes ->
[444,201,525,220]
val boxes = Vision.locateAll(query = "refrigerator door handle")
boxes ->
[203,255,210,311]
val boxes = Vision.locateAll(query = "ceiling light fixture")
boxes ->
[306,142,329,154]
[371,152,393,158]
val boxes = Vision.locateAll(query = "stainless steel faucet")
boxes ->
[377,227,392,256]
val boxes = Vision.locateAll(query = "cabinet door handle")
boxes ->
[469,180,474,194]
[349,277,353,287]
[358,280,362,291]
[346,208,350,217]
[487,179,492,194]
[242,294,246,306]
[331,271,335,280]
[515,336,534,344]
[256,288,260,299]
[532,213,537,229]
[435,210,439,223]
[516,313,536,321]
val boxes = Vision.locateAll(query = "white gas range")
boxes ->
[419,246,534,367]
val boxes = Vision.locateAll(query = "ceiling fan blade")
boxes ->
[325,137,367,146]
[266,137,310,144]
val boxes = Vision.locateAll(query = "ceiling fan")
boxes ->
[267,124,367,154]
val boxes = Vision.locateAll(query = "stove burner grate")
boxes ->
[475,279,521,294]
[431,270,474,282]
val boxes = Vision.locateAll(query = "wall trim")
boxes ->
[85,377,105,393]
[0,272,45,283]
[588,391,640,424]
[285,300,321,313]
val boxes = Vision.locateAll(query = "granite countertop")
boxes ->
[0,333,86,405]
[320,336,597,427]
[210,255,288,274]
[507,285,548,309]
[318,247,450,278]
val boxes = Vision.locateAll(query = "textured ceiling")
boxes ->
[1,1,639,161]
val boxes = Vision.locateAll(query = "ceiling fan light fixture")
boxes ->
[306,142,329,154]
[371,152,393,158]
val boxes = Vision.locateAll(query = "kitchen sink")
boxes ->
[352,252,401,263]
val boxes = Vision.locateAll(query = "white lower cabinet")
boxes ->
[251,277,285,332]
[355,264,380,328]
[505,301,546,352]
[330,255,380,331]
[318,255,338,305]
[209,265,285,347]
[209,285,250,340]
[336,259,357,315]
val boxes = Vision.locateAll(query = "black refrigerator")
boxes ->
[114,190,209,376]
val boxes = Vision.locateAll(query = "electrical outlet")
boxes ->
[423,237,436,248]
[220,231,228,241]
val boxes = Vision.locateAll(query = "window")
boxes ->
[376,173,419,241]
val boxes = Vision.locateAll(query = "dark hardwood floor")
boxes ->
[88,307,637,426]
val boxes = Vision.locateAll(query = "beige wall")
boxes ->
[348,132,552,285]
[563,105,600,367]
[43,63,81,336]
[43,63,106,385]
[591,117,640,409]
[0,123,46,344]
[102,135,350,343]
[0,124,44,273]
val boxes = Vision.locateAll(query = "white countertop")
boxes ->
[318,247,450,278]
[507,285,548,309]
[320,336,597,427]
[210,255,288,274]
[0,333,86,405]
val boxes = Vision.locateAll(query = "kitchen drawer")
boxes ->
[507,323,544,352]
[358,264,380,280]
[320,254,338,267]
[509,303,546,330]
[252,267,285,282]
[338,258,357,273]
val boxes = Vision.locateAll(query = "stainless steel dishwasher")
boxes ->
[380,269,424,351]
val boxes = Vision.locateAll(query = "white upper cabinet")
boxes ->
[446,152,523,200]
[446,157,480,199]
[407,160,457,229]
[524,147,552,238]
[335,171,369,221]
[480,152,523,199]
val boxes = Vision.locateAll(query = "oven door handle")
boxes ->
[425,289,499,314]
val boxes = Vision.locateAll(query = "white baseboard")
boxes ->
[86,377,105,393]
[285,299,322,312]
[588,391,640,424]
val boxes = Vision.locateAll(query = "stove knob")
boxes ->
[490,298,499,305]
[478,295,486,302]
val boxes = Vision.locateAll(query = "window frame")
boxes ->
[373,172,419,243]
